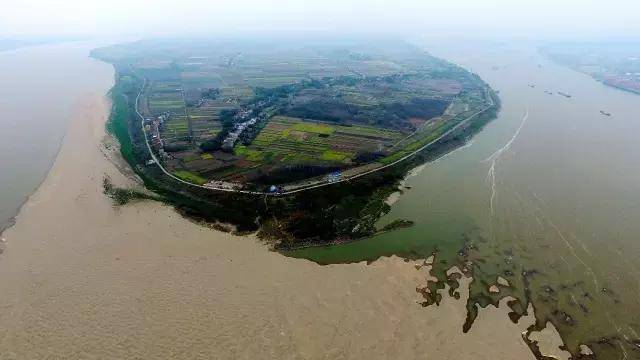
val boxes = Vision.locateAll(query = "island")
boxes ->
[92,38,498,247]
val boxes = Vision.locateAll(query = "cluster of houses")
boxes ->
[221,116,257,151]
[144,112,171,160]
[203,179,240,190]
[220,99,273,152]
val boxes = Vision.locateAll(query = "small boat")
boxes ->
[528,84,536,88]
[544,90,553,95]
[600,110,611,116]
[558,92,572,98]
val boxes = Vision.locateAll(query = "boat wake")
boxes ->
[484,109,529,214]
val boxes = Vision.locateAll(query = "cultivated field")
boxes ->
[246,116,404,165]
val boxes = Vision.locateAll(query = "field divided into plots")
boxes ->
[108,39,490,186]
[244,116,403,165]
[187,100,227,143]
[147,81,190,143]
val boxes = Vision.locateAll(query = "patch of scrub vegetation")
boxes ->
[105,75,138,166]
[103,178,159,205]
[379,219,414,232]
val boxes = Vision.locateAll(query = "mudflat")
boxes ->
[0,93,542,359]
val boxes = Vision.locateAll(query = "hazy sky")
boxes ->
[2,0,640,39]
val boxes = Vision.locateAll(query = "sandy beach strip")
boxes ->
[0,92,547,359]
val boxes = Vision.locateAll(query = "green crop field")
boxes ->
[173,170,208,185]
[243,116,403,166]
[321,150,350,162]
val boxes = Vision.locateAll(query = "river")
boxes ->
[0,42,114,232]
[2,38,638,358]
[290,40,640,358]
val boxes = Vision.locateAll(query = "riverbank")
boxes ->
[0,85,554,358]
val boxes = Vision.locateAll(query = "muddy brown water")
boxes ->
[3,39,639,358]
[0,41,114,232]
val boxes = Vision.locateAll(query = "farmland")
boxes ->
[239,116,404,182]
[93,38,492,189]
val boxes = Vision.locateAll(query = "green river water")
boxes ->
[289,41,640,359]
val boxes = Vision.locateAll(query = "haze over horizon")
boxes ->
[2,0,640,40]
